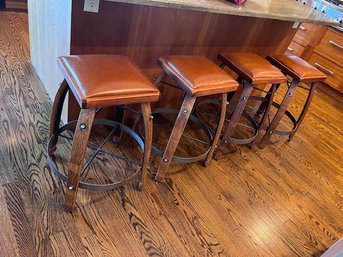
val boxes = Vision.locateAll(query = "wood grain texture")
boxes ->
[71,1,296,70]
[156,95,197,181]
[65,108,96,212]
[0,11,343,257]
[139,102,153,190]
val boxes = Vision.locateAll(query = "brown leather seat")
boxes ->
[58,55,160,108]
[218,52,286,84]
[158,55,239,97]
[267,55,326,83]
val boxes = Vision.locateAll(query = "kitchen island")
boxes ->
[28,0,337,120]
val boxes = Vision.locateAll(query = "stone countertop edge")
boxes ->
[104,0,339,26]
[332,25,343,32]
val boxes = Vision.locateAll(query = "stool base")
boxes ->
[47,118,145,191]
[140,108,213,164]
[258,81,317,148]
[195,98,259,145]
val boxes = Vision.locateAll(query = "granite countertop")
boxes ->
[104,0,339,26]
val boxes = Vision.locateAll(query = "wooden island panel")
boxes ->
[68,1,297,119]
[71,1,296,74]
[5,0,27,10]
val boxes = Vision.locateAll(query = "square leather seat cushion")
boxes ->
[158,55,239,97]
[58,55,160,108]
[267,55,326,83]
[218,52,286,84]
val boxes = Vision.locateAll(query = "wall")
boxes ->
[28,0,72,121]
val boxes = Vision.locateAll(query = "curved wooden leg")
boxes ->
[65,108,96,213]
[138,103,153,191]
[289,82,317,141]
[113,106,127,143]
[204,93,227,167]
[154,71,167,86]
[227,76,243,103]
[214,83,253,161]
[256,83,280,117]
[48,79,69,155]
[259,80,299,149]
[155,95,196,182]
[251,83,277,148]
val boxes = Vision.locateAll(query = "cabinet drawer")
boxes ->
[293,23,320,47]
[286,41,305,57]
[315,28,343,66]
[308,53,343,92]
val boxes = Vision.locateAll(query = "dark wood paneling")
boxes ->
[71,1,296,75]
[5,0,27,10]
[69,1,296,119]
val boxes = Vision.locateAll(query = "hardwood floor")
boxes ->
[0,11,342,257]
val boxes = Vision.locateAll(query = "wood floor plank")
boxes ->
[115,185,190,256]
[0,185,20,257]
[3,181,39,256]
[173,166,275,256]
[78,195,150,257]
[150,178,229,256]
[49,230,88,257]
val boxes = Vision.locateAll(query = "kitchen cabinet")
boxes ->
[309,27,343,92]
[287,23,343,93]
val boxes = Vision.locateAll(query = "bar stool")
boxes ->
[153,55,239,181]
[258,55,326,148]
[212,52,286,160]
[47,55,160,212]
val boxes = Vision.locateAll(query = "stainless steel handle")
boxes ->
[287,47,294,52]
[329,40,343,51]
[299,26,307,31]
[314,62,334,76]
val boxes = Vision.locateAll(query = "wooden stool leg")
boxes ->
[65,108,96,212]
[154,71,167,86]
[256,83,280,117]
[227,76,243,103]
[113,106,128,142]
[204,93,227,167]
[214,83,253,161]
[289,82,317,141]
[138,103,153,191]
[251,83,277,148]
[259,80,299,149]
[48,79,69,155]
[155,95,196,181]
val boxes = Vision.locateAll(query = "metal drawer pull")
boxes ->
[287,47,294,52]
[314,63,334,76]
[299,26,307,31]
[329,40,343,50]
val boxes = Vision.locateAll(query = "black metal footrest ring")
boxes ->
[271,101,298,136]
[195,99,259,145]
[247,96,298,136]
[139,108,213,164]
[47,119,144,191]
